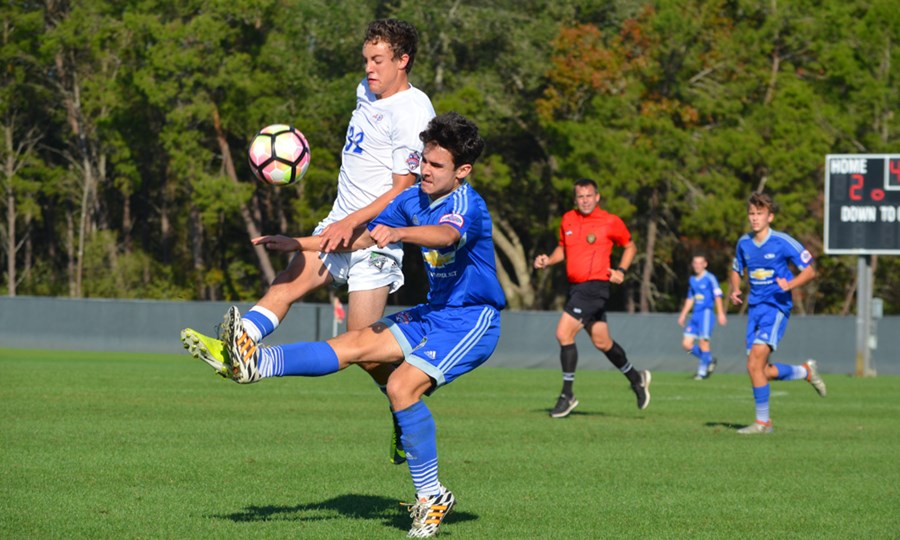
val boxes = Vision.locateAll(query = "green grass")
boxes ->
[1,349,898,539]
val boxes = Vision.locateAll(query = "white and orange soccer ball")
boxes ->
[247,124,311,186]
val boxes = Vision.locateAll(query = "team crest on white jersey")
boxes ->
[371,112,384,123]
[406,151,421,170]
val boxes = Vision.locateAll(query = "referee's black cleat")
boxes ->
[631,370,651,410]
[550,394,579,418]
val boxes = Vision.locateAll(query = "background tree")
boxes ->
[1,0,896,315]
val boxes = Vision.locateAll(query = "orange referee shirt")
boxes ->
[559,207,631,284]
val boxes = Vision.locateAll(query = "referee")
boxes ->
[534,178,651,418]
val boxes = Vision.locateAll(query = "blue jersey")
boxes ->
[369,182,507,310]
[732,229,813,312]
[687,271,722,312]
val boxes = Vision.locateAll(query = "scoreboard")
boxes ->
[824,154,900,254]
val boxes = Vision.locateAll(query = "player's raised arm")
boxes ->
[318,171,418,252]
[370,223,460,249]
[251,235,309,252]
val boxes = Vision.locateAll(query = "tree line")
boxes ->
[2,0,898,314]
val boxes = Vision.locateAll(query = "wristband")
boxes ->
[616,266,627,274]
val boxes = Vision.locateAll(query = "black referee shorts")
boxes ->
[563,280,610,326]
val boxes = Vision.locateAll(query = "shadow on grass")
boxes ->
[705,421,746,431]
[543,410,612,418]
[219,493,478,531]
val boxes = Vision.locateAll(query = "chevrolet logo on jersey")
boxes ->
[693,293,706,301]
[749,268,775,280]
[424,249,455,268]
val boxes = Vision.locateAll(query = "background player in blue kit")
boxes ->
[197,113,505,538]
[677,254,727,379]
[729,192,827,435]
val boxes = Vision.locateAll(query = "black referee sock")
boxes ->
[604,341,641,385]
[560,344,577,396]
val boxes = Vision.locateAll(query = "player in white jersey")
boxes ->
[181,19,435,464]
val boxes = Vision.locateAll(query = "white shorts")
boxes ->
[313,218,404,293]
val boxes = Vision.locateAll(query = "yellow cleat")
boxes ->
[181,328,230,379]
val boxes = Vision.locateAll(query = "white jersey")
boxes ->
[325,78,436,222]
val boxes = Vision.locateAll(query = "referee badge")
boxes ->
[587,233,596,244]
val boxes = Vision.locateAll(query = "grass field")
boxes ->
[1,349,898,539]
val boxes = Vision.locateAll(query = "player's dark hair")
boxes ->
[365,19,418,72]
[420,112,485,168]
[574,178,598,193]
[749,191,777,213]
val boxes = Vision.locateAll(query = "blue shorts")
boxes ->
[745,303,789,353]
[684,309,715,340]
[382,304,501,387]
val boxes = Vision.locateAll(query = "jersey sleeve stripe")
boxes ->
[771,230,805,253]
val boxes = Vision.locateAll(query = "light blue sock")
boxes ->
[698,351,712,376]
[773,363,807,381]
[752,384,770,423]
[395,401,440,498]
[258,342,340,377]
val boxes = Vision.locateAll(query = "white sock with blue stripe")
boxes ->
[242,306,279,342]
[773,363,807,381]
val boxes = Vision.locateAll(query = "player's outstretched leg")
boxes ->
[631,370,652,410]
[405,484,456,538]
[222,306,262,384]
[181,328,230,378]
[804,359,827,397]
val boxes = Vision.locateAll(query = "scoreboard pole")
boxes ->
[855,256,875,377]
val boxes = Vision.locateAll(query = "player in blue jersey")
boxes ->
[181,19,435,467]
[677,254,727,379]
[729,192,827,435]
[203,113,504,537]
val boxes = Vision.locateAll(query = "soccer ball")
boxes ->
[248,124,311,186]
